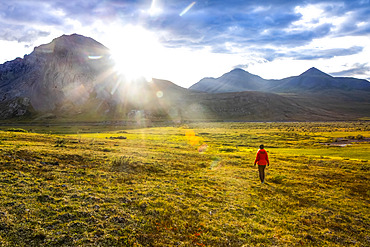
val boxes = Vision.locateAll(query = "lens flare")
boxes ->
[180,2,196,16]
[210,157,221,169]
[149,0,162,16]
[88,55,103,60]
[156,91,163,98]
[185,129,200,146]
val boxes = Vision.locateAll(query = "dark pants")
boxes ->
[258,165,266,182]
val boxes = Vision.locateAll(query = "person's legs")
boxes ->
[258,165,265,183]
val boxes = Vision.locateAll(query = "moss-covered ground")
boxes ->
[0,122,369,246]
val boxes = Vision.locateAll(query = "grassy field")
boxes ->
[0,122,369,246]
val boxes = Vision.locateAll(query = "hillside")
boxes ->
[190,68,269,93]
[190,67,370,119]
[186,91,341,121]
[270,67,370,93]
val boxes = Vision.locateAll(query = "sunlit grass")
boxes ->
[276,146,370,160]
[0,122,368,246]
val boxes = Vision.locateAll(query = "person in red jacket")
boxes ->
[254,144,269,184]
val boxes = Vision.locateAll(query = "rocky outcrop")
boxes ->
[0,97,33,119]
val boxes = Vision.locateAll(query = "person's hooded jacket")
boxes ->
[254,149,269,166]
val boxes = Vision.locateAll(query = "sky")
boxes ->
[0,0,369,88]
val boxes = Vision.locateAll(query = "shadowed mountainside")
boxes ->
[190,67,370,94]
[269,67,370,92]
[189,67,370,119]
[190,68,269,93]
[0,34,114,118]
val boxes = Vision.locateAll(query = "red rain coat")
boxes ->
[254,149,269,166]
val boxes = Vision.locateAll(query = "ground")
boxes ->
[0,122,369,246]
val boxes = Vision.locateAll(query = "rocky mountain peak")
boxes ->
[33,33,109,60]
[299,67,332,78]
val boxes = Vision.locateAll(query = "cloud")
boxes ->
[1,0,369,50]
[0,25,50,43]
[310,1,370,37]
[0,1,64,26]
[331,63,370,78]
[269,46,364,61]
[0,1,65,43]
[140,1,303,48]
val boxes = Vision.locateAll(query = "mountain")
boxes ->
[0,34,198,121]
[269,67,370,92]
[0,34,177,120]
[0,34,368,122]
[0,34,115,118]
[190,68,269,93]
[189,67,370,119]
[190,67,370,94]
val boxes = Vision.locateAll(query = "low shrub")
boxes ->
[270,174,287,184]
[111,156,138,173]
[6,128,28,133]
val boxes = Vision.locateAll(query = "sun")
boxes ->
[106,25,160,82]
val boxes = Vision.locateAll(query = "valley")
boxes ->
[0,122,368,246]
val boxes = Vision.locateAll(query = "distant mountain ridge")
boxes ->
[189,67,370,93]
[191,68,269,93]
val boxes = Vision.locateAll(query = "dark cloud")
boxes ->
[248,23,332,47]
[0,0,370,46]
[52,0,119,23]
[0,23,50,43]
[0,1,64,43]
[331,63,370,78]
[0,1,64,26]
[122,0,369,53]
[140,1,303,48]
[269,46,364,61]
[0,0,369,56]
[336,9,370,37]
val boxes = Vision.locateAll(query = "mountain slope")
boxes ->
[270,67,370,93]
[190,68,269,93]
[189,67,370,120]
[186,91,342,121]
[0,34,114,118]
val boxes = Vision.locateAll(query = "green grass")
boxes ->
[0,122,369,246]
